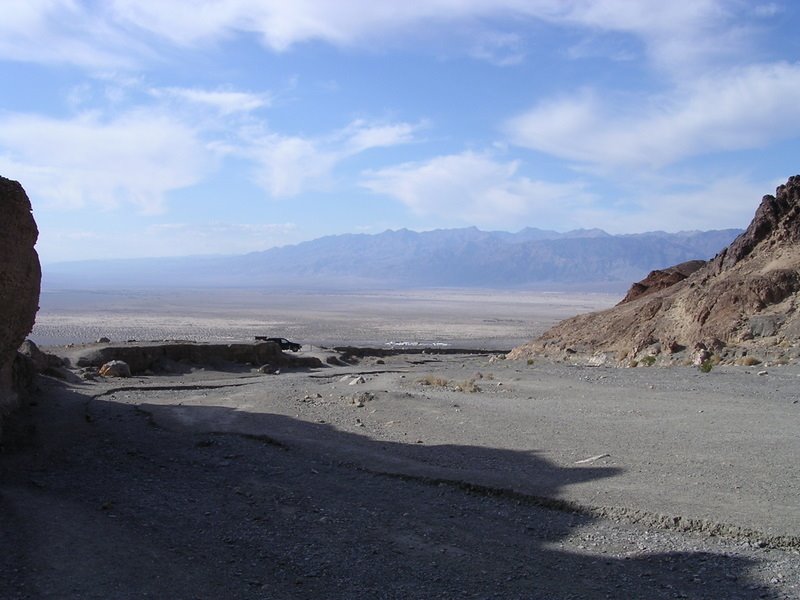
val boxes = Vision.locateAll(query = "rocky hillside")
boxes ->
[0,176,41,436]
[509,176,800,366]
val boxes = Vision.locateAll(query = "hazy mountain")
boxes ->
[43,226,742,292]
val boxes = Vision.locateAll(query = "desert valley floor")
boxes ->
[2,288,798,599]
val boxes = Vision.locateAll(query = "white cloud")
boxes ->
[0,0,151,68]
[506,62,800,168]
[150,87,272,114]
[469,31,526,66]
[243,120,422,197]
[0,111,211,213]
[339,120,420,154]
[0,0,740,72]
[589,177,768,233]
[361,151,593,227]
[245,133,338,197]
[364,151,769,233]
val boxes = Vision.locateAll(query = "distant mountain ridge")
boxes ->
[43,226,742,292]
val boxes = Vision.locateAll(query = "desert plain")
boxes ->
[2,288,799,599]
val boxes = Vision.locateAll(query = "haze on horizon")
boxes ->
[2,1,799,263]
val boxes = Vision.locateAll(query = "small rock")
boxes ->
[349,376,366,385]
[99,360,131,378]
[757,370,768,376]
[96,337,111,344]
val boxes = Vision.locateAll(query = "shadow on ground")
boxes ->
[0,379,779,599]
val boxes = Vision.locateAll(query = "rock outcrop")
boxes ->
[509,175,800,366]
[0,177,41,436]
[618,260,706,305]
[60,341,324,375]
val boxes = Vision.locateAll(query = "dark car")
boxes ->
[255,336,302,352]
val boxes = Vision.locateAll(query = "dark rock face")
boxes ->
[0,177,41,433]
[618,260,706,305]
[712,175,800,272]
[510,175,800,365]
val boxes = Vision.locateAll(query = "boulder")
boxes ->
[18,339,64,372]
[99,360,132,378]
[0,177,41,437]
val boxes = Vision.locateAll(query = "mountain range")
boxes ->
[43,226,742,292]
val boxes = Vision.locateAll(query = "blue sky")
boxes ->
[2,1,799,263]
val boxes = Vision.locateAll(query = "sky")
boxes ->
[2,1,800,263]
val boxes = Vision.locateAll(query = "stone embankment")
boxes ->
[56,340,323,377]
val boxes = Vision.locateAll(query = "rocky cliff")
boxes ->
[0,177,41,436]
[509,176,800,366]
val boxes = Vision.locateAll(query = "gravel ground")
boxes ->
[1,350,798,599]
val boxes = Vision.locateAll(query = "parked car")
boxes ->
[255,336,302,352]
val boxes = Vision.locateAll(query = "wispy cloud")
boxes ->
[242,120,423,197]
[0,0,151,68]
[469,31,526,66]
[150,87,272,114]
[361,151,594,228]
[585,177,770,233]
[2,1,755,73]
[0,110,211,213]
[505,62,800,168]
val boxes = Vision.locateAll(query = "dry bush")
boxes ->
[736,356,762,366]
[418,374,449,387]
[454,379,481,393]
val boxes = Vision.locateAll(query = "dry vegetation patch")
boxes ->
[417,373,484,393]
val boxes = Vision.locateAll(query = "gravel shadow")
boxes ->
[0,380,784,599]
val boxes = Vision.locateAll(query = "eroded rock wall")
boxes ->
[0,177,41,434]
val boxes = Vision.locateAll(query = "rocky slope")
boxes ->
[0,176,41,436]
[509,176,800,366]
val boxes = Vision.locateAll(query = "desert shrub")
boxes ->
[527,358,534,366]
[419,374,484,392]
[699,359,713,373]
[418,375,449,387]
[640,355,656,367]
[736,355,762,366]
[455,379,481,393]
